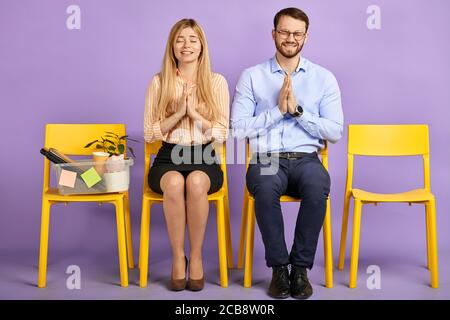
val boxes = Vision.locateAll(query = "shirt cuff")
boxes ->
[269,106,284,124]
[151,121,167,141]
[208,122,228,142]
[294,109,313,127]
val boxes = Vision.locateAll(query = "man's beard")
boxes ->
[275,40,303,59]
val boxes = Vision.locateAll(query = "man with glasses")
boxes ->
[231,7,343,299]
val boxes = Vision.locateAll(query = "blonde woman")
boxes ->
[144,19,229,291]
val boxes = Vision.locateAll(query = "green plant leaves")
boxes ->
[128,146,136,158]
[84,131,138,158]
[103,139,116,145]
[84,140,98,148]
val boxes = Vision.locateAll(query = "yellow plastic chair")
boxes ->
[38,124,134,288]
[139,141,233,287]
[337,124,438,288]
[237,140,334,288]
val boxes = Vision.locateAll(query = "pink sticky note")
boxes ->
[59,169,77,188]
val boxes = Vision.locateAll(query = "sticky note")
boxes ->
[58,169,77,188]
[80,167,102,188]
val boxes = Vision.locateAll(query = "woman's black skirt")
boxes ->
[148,141,223,195]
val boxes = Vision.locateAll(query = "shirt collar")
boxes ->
[270,56,308,74]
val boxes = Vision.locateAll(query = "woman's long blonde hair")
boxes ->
[154,19,219,122]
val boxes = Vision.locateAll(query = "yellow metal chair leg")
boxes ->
[115,200,129,287]
[124,192,134,269]
[427,199,439,288]
[237,191,249,269]
[243,199,255,288]
[425,204,431,270]
[139,199,151,287]
[349,200,362,288]
[224,195,234,268]
[323,198,333,288]
[338,193,351,271]
[216,198,228,287]
[38,199,51,288]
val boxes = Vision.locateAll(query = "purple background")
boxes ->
[1,0,449,299]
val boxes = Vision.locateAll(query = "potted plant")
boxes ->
[84,132,138,192]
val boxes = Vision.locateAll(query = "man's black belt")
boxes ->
[259,152,316,160]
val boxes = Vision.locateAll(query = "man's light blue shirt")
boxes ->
[231,56,344,153]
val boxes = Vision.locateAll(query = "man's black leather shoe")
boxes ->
[290,265,313,299]
[268,266,290,299]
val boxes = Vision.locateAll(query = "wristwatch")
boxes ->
[292,104,303,117]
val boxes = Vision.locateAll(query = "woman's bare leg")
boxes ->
[160,171,187,279]
[185,170,211,280]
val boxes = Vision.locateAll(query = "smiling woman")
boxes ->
[143,18,230,292]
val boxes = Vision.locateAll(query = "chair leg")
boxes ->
[426,199,439,288]
[216,198,228,287]
[124,192,134,269]
[139,199,151,287]
[115,199,129,287]
[243,198,255,288]
[349,200,362,288]
[237,190,249,269]
[338,193,351,270]
[425,204,431,270]
[323,198,333,288]
[38,199,52,288]
[224,195,234,268]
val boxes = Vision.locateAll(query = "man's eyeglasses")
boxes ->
[276,29,306,41]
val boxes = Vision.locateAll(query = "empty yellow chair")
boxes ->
[38,124,134,288]
[139,141,233,287]
[237,140,334,288]
[337,124,438,288]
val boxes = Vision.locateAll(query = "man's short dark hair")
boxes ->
[274,7,309,31]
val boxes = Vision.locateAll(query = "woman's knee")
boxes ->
[160,172,185,199]
[186,171,210,197]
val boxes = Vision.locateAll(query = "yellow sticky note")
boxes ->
[59,169,77,188]
[80,167,102,188]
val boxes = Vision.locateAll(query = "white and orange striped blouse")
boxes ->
[144,72,230,145]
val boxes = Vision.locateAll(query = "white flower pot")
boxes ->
[103,170,129,192]
[106,154,125,172]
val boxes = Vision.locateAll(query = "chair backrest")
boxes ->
[348,124,429,156]
[245,139,329,170]
[143,140,227,192]
[42,124,126,191]
[346,124,430,190]
[44,123,126,155]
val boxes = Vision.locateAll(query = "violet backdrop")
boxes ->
[0,0,449,298]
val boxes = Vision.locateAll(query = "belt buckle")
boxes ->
[286,152,293,160]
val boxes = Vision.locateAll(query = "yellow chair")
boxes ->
[139,141,234,287]
[337,124,439,288]
[237,140,334,288]
[38,124,134,288]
